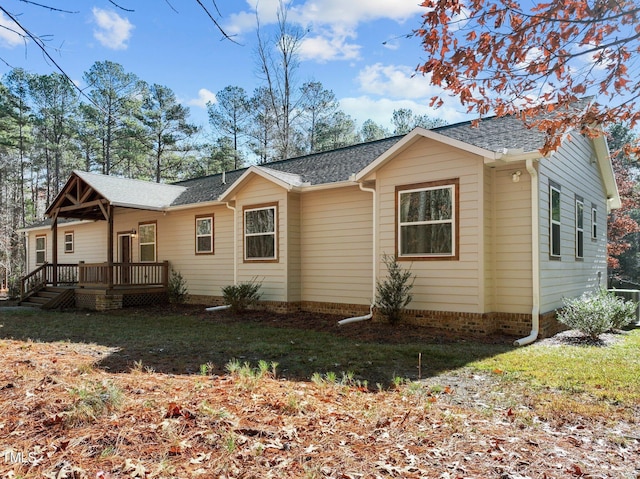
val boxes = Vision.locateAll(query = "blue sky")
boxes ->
[0,0,471,131]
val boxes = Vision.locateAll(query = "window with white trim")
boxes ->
[397,179,458,258]
[35,235,46,265]
[591,206,597,240]
[139,222,156,262]
[64,231,74,253]
[550,184,561,258]
[195,215,214,254]
[244,205,277,260]
[575,197,584,259]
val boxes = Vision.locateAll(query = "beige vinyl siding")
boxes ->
[26,221,107,271]
[538,135,608,312]
[112,205,234,297]
[234,175,288,302]
[300,186,373,305]
[287,193,301,302]
[376,137,484,313]
[483,166,495,311]
[491,164,533,313]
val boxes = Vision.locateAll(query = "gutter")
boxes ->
[514,158,540,346]
[206,202,237,313]
[338,181,377,325]
[225,202,238,285]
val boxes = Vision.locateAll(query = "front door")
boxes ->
[118,234,132,284]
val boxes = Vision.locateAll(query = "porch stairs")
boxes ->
[20,287,75,310]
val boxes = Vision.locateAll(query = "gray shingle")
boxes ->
[171,111,553,206]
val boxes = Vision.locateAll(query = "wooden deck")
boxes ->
[20,262,169,310]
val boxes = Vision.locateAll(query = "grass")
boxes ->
[0,307,511,386]
[1,307,639,415]
[470,330,640,417]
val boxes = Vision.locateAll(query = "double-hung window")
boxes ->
[35,235,46,265]
[139,222,157,262]
[397,179,458,259]
[244,204,277,261]
[64,231,74,253]
[195,215,214,254]
[549,184,561,258]
[575,197,584,259]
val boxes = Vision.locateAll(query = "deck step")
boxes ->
[20,286,75,309]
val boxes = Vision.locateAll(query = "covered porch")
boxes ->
[20,171,182,310]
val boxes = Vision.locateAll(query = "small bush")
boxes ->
[168,269,189,304]
[558,289,637,339]
[606,290,638,330]
[222,278,262,313]
[375,254,414,324]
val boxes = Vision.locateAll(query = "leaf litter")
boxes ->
[0,339,638,478]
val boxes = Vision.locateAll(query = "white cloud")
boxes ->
[0,12,24,48]
[188,88,217,108]
[340,96,465,130]
[224,0,424,62]
[299,32,360,62]
[92,8,134,50]
[291,0,422,26]
[356,63,438,100]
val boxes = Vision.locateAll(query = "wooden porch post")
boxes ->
[51,213,58,286]
[107,204,114,288]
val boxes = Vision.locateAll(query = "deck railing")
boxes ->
[20,263,79,300]
[78,261,169,288]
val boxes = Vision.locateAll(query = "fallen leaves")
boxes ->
[0,339,638,478]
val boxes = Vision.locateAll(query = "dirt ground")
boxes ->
[1,304,639,478]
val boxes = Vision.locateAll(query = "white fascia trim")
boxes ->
[166,200,225,212]
[17,219,96,234]
[296,180,359,192]
[218,166,298,202]
[592,133,621,211]
[356,127,501,181]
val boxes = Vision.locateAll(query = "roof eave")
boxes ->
[218,166,298,202]
[356,127,502,181]
[592,132,621,211]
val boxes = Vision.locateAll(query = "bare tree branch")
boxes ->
[17,0,78,14]
[194,0,238,43]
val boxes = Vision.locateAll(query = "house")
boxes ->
[19,110,620,342]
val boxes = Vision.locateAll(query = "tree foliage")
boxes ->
[416,0,640,153]
[607,124,640,274]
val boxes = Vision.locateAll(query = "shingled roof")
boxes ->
[28,110,577,225]
[171,111,556,206]
[171,135,402,206]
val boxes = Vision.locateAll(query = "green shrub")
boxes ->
[168,269,189,304]
[606,290,638,330]
[222,278,262,313]
[375,254,414,324]
[558,289,637,339]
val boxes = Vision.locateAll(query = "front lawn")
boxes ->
[0,306,638,478]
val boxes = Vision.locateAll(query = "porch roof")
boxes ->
[45,170,187,220]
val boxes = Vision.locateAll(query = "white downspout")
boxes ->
[225,202,237,285]
[515,159,540,346]
[338,182,376,326]
[206,202,237,313]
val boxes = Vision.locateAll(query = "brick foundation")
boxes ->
[191,295,562,340]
